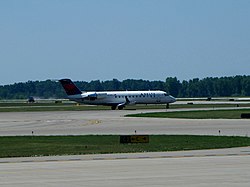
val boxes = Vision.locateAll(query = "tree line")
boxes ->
[0,75,250,99]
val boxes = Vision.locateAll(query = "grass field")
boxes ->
[1,135,250,158]
[127,109,250,119]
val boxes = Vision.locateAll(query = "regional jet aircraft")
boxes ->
[59,79,176,110]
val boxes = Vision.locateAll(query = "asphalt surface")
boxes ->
[1,109,250,186]
[0,109,250,136]
[1,151,250,186]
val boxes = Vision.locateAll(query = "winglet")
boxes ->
[59,79,82,95]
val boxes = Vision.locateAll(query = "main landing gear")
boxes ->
[111,105,124,110]
[118,106,124,110]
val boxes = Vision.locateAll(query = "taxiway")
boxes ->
[0,109,250,136]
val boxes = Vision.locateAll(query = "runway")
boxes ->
[1,109,250,186]
[0,109,250,136]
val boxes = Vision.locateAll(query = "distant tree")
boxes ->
[88,80,103,91]
[102,79,121,90]
[1,75,250,99]
[165,77,181,97]
[242,76,250,96]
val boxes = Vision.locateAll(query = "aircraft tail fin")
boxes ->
[59,79,82,95]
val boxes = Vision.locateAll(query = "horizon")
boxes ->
[1,74,249,86]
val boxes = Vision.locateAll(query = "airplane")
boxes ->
[59,79,176,110]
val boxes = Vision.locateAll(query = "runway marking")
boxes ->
[68,158,82,161]
[1,152,250,164]
[88,119,102,125]
[80,119,102,126]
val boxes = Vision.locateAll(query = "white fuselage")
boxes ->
[68,90,176,106]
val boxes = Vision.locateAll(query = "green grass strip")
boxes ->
[127,109,250,119]
[1,135,250,158]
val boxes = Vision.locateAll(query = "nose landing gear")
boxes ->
[166,103,169,109]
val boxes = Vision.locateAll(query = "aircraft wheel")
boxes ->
[111,106,116,110]
[166,103,169,109]
[118,106,124,110]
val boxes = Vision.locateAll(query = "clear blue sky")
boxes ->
[1,0,250,85]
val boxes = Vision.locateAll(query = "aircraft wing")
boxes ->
[117,96,136,109]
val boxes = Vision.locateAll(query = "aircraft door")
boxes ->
[156,94,161,103]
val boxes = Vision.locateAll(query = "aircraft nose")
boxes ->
[170,96,176,103]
